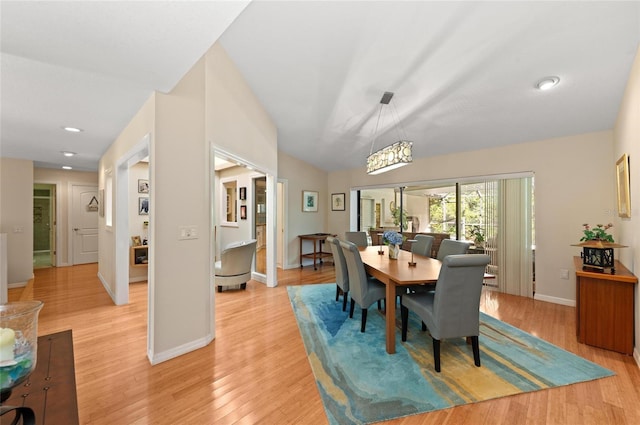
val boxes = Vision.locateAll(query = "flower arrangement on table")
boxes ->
[382,231,405,260]
[382,231,404,246]
[574,223,627,270]
[580,223,614,243]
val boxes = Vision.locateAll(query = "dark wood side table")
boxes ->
[299,233,335,270]
[574,256,637,355]
[3,330,79,424]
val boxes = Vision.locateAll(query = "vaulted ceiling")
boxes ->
[2,1,639,172]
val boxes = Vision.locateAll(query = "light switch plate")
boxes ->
[178,225,198,240]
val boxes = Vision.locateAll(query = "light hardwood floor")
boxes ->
[9,263,640,424]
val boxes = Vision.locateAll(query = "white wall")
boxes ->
[99,95,156,299]
[612,44,640,364]
[205,42,278,286]
[0,158,33,285]
[97,41,277,363]
[33,167,98,266]
[278,151,328,268]
[328,130,615,306]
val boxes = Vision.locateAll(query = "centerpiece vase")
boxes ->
[388,244,400,260]
[1,300,43,424]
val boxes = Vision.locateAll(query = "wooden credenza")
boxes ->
[574,256,637,355]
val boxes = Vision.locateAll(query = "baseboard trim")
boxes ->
[634,347,640,368]
[128,276,148,283]
[533,293,576,307]
[148,334,213,365]
[97,271,117,304]
[7,281,28,289]
[251,272,266,284]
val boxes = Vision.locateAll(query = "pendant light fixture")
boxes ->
[366,91,413,175]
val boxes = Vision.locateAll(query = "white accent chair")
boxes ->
[214,239,257,292]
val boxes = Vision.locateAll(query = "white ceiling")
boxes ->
[2,1,639,173]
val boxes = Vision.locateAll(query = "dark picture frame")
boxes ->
[138,197,149,215]
[240,205,247,220]
[239,187,247,200]
[331,193,345,211]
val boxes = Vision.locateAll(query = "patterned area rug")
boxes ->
[288,284,614,425]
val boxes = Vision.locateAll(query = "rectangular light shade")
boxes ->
[366,140,413,175]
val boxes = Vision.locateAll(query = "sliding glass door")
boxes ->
[358,176,534,297]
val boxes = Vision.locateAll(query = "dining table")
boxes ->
[358,245,442,354]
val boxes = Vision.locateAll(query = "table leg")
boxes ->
[313,240,318,270]
[385,281,396,354]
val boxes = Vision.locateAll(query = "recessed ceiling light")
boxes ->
[62,166,73,170]
[61,151,76,157]
[63,126,83,133]
[536,76,560,91]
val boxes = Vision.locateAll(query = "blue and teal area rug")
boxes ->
[288,284,614,425]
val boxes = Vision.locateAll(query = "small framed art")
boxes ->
[131,235,142,246]
[138,179,149,193]
[240,205,247,220]
[302,190,319,212]
[139,197,149,215]
[331,193,345,211]
[239,187,247,200]
[616,153,631,218]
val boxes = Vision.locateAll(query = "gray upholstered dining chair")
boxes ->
[344,231,368,247]
[407,234,437,294]
[412,234,435,257]
[339,240,386,332]
[400,254,491,372]
[327,236,349,311]
[436,239,471,261]
[214,239,257,292]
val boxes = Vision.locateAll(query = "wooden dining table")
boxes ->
[358,245,442,354]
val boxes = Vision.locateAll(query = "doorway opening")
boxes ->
[213,150,277,287]
[254,177,266,274]
[33,183,56,268]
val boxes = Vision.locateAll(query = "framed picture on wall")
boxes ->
[302,190,319,212]
[616,153,631,218]
[138,179,149,193]
[331,193,345,211]
[239,187,247,200]
[240,205,247,219]
[139,197,149,215]
[131,235,142,246]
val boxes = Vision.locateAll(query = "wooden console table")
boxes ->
[574,256,637,355]
[3,330,79,424]
[299,233,335,270]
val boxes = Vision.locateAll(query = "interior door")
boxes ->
[72,185,99,264]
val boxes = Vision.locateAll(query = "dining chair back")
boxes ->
[436,239,471,261]
[401,254,490,372]
[344,231,368,247]
[339,240,386,332]
[327,236,349,311]
[412,234,435,257]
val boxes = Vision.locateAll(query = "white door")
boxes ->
[72,185,99,264]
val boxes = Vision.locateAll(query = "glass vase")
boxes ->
[1,301,43,402]
[388,244,400,260]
